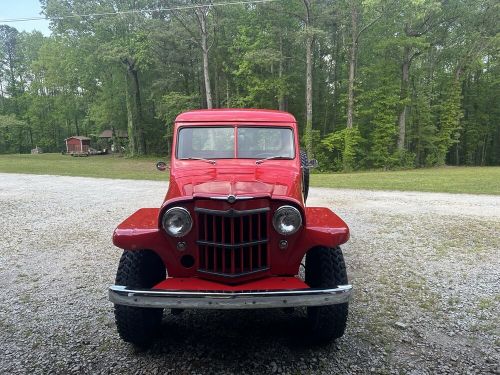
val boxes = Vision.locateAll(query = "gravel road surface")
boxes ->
[1,173,499,374]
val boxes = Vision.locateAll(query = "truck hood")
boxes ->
[166,165,303,203]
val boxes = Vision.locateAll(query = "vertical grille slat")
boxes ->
[240,247,244,272]
[213,216,216,242]
[249,216,253,242]
[239,217,244,246]
[249,245,253,271]
[231,246,236,274]
[196,207,269,278]
[222,246,226,274]
[213,246,218,272]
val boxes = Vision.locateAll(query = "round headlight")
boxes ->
[272,205,302,236]
[162,207,193,237]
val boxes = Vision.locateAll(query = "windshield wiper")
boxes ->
[181,157,216,165]
[255,155,291,165]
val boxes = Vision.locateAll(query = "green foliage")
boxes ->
[433,81,463,166]
[0,0,497,170]
[155,92,200,154]
[0,114,26,128]
[0,114,30,153]
[356,62,401,169]
[393,149,416,169]
[408,82,437,167]
[322,127,363,171]
[158,92,200,126]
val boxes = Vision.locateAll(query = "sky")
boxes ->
[0,0,51,35]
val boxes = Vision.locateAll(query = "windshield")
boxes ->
[176,126,294,159]
[177,127,234,159]
[237,127,294,158]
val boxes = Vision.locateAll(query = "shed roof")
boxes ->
[175,109,296,123]
[99,129,128,138]
[65,136,91,141]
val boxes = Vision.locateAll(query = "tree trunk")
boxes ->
[0,81,4,111]
[305,34,313,156]
[331,30,341,133]
[214,58,219,108]
[481,135,487,166]
[397,46,410,150]
[201,43,212,108]
[111,126,118,153]
[198,9,213,109]
[17,127,23,153]
[122,57,145,156]
[130,67,145,155]
[303,0,313,157]
[278,35,286,111]
[74,116,80,135]
[8,50,17,99]
[125,71,136,156]
[173,7,214,108]
[28,127,33,149]
[346,3,358,130]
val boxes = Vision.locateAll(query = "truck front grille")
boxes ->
[195,207,270,278]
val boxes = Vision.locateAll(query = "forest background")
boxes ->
[0,0,498,171]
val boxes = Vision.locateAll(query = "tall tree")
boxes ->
[346,0,386,130]
[394,0,441,151]
[303,0,314,157]
[171,0,215,109]
[0,25,21,112]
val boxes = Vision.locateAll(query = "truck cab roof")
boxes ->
[175,109,297,123]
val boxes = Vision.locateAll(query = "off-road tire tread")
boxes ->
[114,250,165,347]
[305,246,349,343]
[300,149,310,202]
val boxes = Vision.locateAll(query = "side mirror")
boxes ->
[156,161,169,171]
[306,159,318,169]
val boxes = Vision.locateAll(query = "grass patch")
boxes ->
[311,167,500,195]
[0,153,165,181]
[477,298,494,310]
[0,153,499,194]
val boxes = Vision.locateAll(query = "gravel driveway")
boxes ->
[1,173,499,374]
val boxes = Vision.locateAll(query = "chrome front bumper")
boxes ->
[108,284,352,310]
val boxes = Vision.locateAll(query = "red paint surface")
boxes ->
[175,109,296,123]
[112,109,350,286]
[153,276,308,291]
[167,112,303,204]
[113,205,349,280]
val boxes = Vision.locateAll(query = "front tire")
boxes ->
[305,246,349,343]
[114,250,166,347]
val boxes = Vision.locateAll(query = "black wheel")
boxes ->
[305,246,349,343]
[300,150,310,202]
[114,250,166,347]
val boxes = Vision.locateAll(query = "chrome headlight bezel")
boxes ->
[162,207,193,237]
[272,205,302,236]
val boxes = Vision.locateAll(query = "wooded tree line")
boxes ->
[0,0,498,170]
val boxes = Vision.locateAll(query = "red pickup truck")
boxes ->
[108,109,351,346]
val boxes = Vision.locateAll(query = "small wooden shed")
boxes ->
[98,129,128,153]
[65,136,91,154]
